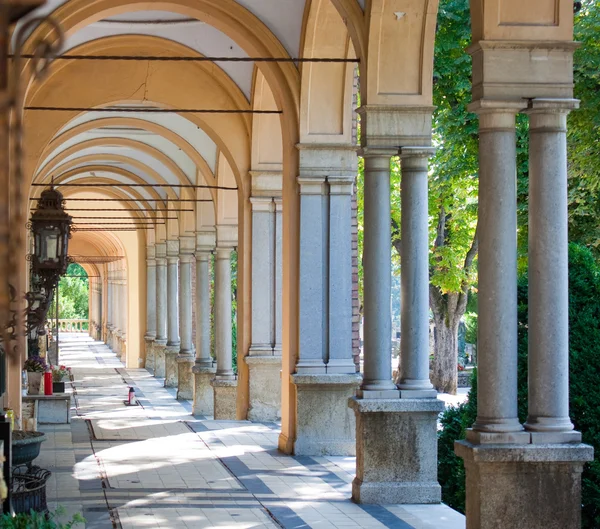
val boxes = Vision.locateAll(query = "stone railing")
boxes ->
[49,319,90,333]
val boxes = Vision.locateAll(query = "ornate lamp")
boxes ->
[29,187,72,277]
[26,187,72,355]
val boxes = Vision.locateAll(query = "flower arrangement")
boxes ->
[51,365,71,382]
[23,356,48,373]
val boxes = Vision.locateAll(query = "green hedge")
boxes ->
[438,243,600,528]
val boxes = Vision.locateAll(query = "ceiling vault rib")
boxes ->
[32,183,237,190]
[26,107,281,114]
[13,54,359,63]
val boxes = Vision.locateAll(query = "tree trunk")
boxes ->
[431,312,460,394]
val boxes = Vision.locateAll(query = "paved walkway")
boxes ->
[38,334,465,529]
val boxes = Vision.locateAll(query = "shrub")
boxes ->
[0,508,84,529]
[438,243,600,528]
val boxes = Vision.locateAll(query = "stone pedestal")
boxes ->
[153,343,167,378]
[294,374,361,456]
[349,397,445,504]
[145,339,155,373]
[246,355,281,422]
[455,441,593,529]
[177,356,194,400]
[192,365,216,416]
[212,379,238,420]
[164,347,179,388]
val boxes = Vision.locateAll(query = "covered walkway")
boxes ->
[41,334,464,529]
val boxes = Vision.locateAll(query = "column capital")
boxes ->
[146,245,156,259]
[399,146,436,159]
[195,250,212,262]
[250,196,275,212]
[328,176,354,196]
[146,257,156,267]
[525,98,579,132]
[297,176,326,195]
[179,253,194,264]
[468,98,526,115]
[215,247,233,260]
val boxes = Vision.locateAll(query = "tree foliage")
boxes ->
[48,263,89,320]
[568,0,600,251]
[438,244,600,528]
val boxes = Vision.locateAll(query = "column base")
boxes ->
[164,346,179,388]
[144,338,155,372]
[455,441,593,529]
[293,373,361,456]
[192,365,216,416]
[211,378,238,420]
[153,343,167,378]
[246,355,281,422]
[176,355,194,400]
[349,397,445,504]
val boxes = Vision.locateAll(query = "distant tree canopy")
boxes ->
[49,263,89,320]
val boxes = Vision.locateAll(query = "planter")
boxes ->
[11,467,51,514]
[52,381,65,393]
[27,372,43,395]
[12,430,47,468]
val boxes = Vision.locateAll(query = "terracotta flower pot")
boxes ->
[27,372,43,395]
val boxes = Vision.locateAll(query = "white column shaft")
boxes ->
[525,102,576,433]
[250,198,275,352]
[195,253,212,366]
[155,258,167,342]
[398,148,435,392]
[473,106,522,434]
[146,258,157,339]
[167,256,180,347]
[361,153,397,393]
[179,255,194,356]
[215,248,234,378]
[327,178,355,372]
[297,178,327,373]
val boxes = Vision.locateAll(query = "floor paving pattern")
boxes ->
[37,334,465,529]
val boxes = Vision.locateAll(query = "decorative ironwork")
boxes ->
[0,13,65,362]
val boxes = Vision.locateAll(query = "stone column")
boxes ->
[177,239,195,400]
[246,197,281,422]
[349,142,443,505]
[154,242,168,378]
[467,101,527,443]
[525,99,580,441]
[106,274,113,347]
[327,176,356,374]
[398,148,437,397]
[211,246,237,419]
[192,245,216,416]
[290,146,361,457]
[164,240,180,388]
[358,152,398,398]
[144,245,157,372]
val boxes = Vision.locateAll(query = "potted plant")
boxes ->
[51,365,70,393]
[12,430,47,468]
[23,356,48,395]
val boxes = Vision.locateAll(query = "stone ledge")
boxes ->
[192,365,216,374]
[352,479,441,505]
[211,378,238,388]
[349,397,445,413]
[455,440,594,463]
[245,355,282,366]
[176,354,195,364]
[292,373,362,387]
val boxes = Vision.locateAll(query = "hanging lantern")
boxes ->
[28,187,72,276]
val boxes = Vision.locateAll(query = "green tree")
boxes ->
[568,0,600,251]
[438,244,600,528]
[48,263,89,320]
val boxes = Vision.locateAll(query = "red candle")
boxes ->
[44,371,53,395]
